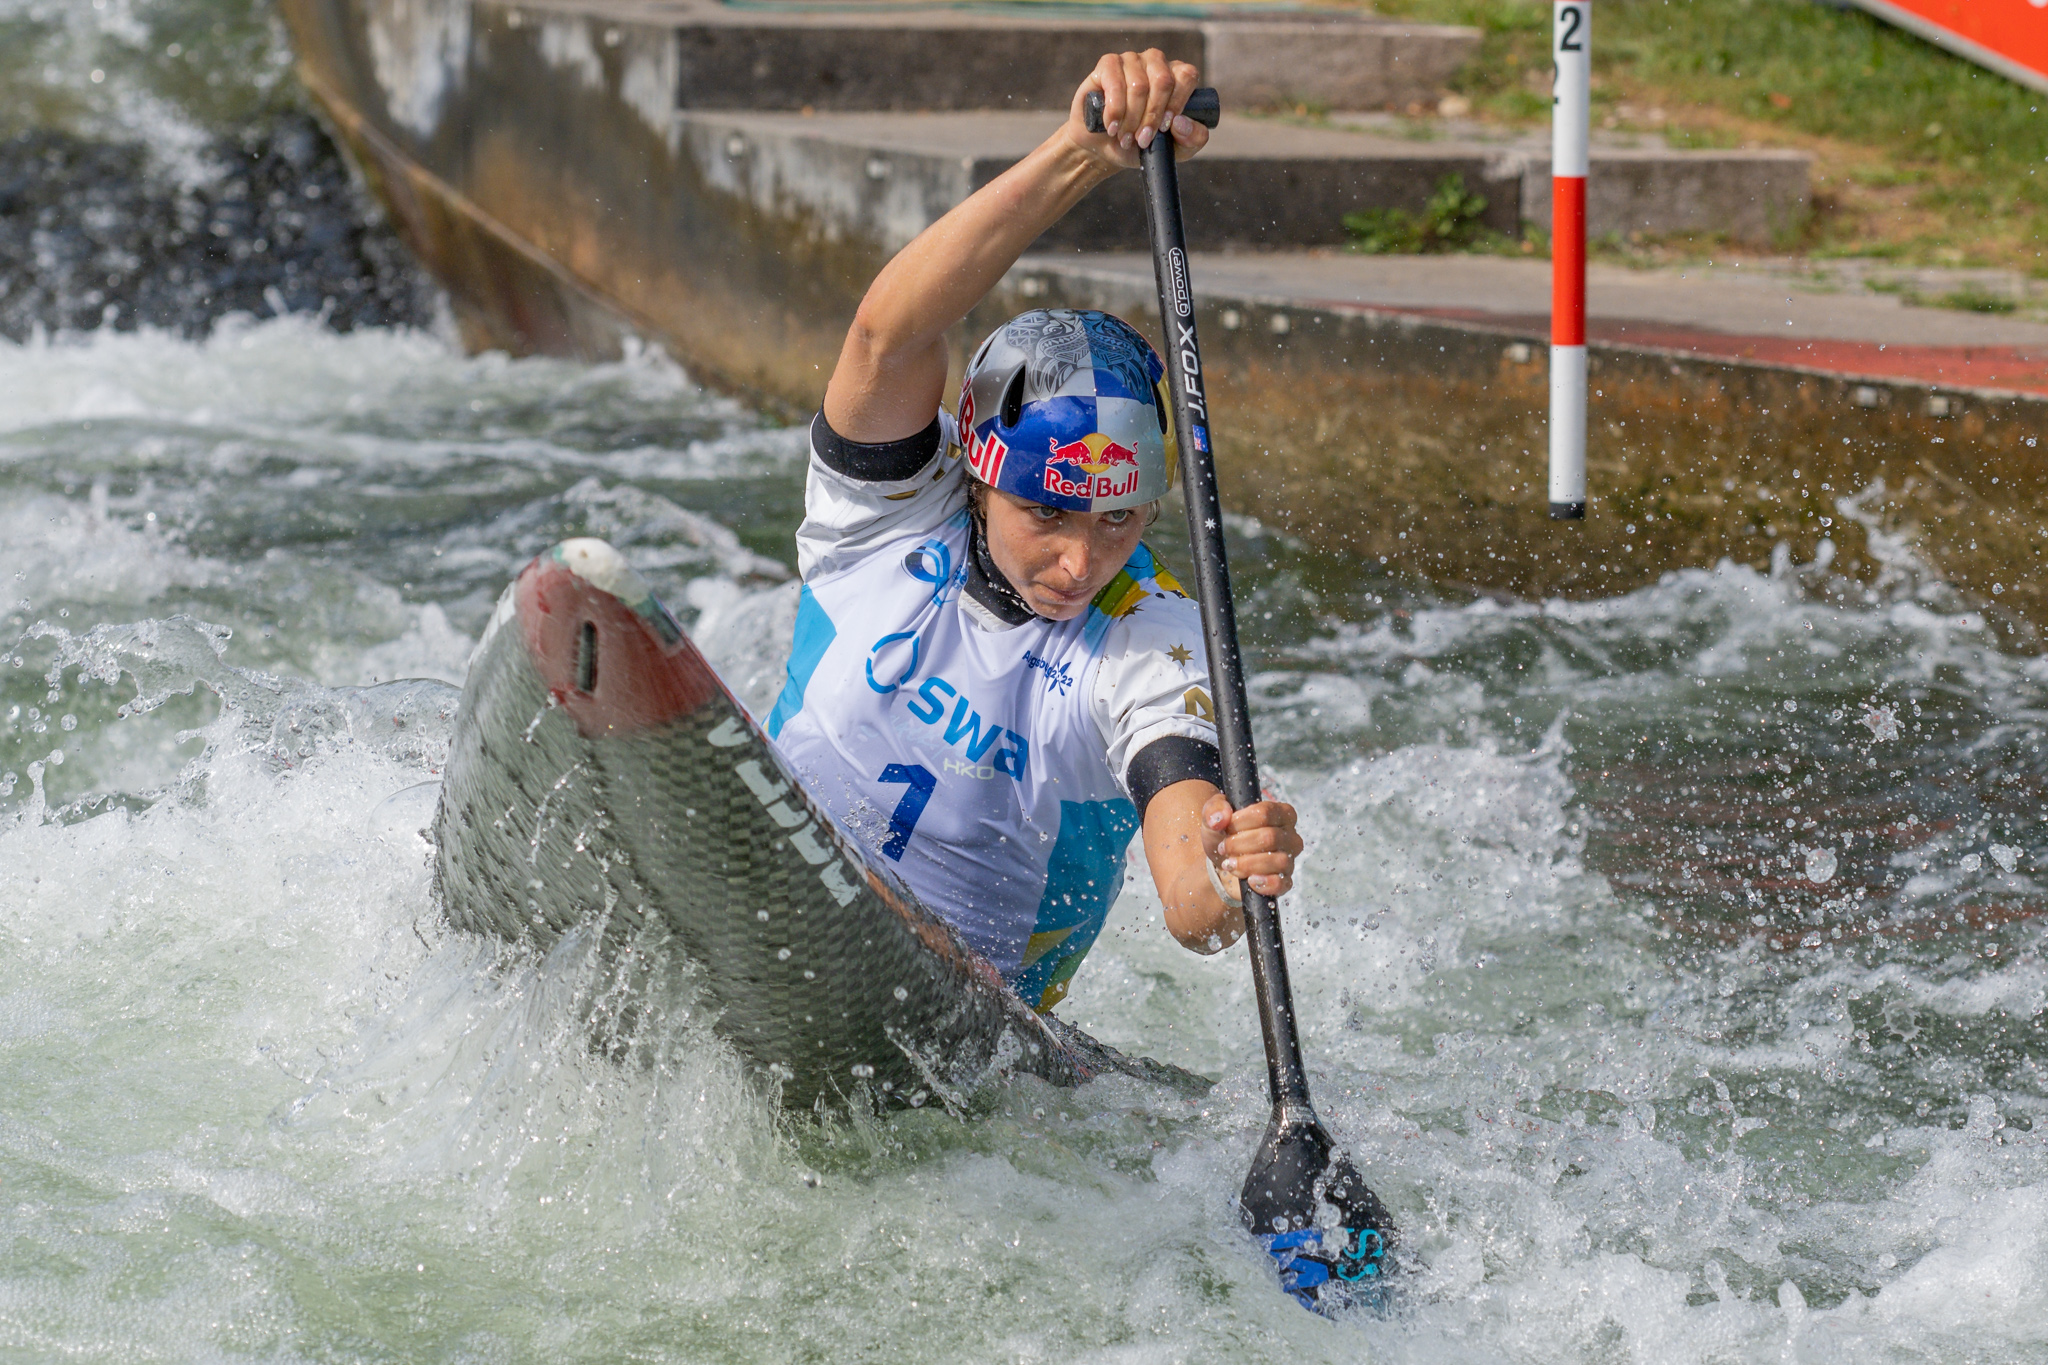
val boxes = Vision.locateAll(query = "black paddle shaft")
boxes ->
[1082,88,1304,1109]
[1083,91,1395,1298]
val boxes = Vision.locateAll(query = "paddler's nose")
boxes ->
[1055,532,1094,586]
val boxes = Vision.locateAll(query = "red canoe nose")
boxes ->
[516,550,721,738]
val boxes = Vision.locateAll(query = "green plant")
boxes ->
[1344,173,1493,253]
[1935,287,2019,315]
[1868,278,2020,313]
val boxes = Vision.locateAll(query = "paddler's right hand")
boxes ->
[1066,50,1211,171]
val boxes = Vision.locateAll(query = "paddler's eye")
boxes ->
[1101,509,1134,526]
[1029,505,1061,522]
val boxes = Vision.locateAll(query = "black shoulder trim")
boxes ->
[1126,734,1224,821]
[810,409,942,482]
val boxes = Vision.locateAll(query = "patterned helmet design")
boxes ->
[956,309,1174,513]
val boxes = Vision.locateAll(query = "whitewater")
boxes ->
[0,314,2044,1362]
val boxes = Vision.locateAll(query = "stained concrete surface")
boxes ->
[1043,252,2048,355]
[644,1,1479,113]
[686,109,1525,251]
[1328,112,1814,242]
[281,0,2047,632]
[685,109,1807,252]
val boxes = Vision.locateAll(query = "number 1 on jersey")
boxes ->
[877,763,935,860]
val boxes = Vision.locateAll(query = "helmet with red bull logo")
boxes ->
[957,310,1174,513]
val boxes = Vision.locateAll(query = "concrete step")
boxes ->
[688,109,1518,251]
[1329,112,1814,243]
[1041,251,2048,358]
[655,2,1480,113]
[684,108,1809,250]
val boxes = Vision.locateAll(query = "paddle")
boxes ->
[1084,88,1397,1312]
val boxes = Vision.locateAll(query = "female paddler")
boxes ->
[769,51,1304,1013]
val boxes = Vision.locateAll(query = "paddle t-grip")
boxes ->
[1082,87,1219,136]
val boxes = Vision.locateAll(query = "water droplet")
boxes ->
[1991,844,2021,873]
[776,947,792,960]
[893,985,908,1001]
[1962,853,1983,874]
[1804,847,1837,883]
[59,714,76,732]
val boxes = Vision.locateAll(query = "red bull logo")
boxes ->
[1048,432,1138,475]
[967,428,1008,485]
[1043,432,1144,500]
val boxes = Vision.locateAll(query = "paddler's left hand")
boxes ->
[1202,792,1303,902]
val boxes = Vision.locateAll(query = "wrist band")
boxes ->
[1207,860,1244,909]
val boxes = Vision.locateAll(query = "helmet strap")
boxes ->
[964,501,1041,627]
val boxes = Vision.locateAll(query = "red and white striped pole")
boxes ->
[1550,0,1588,520]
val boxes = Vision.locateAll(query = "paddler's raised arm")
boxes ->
[821,51,1211,444]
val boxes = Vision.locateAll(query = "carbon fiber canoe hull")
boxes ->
[432,539,1112,1111]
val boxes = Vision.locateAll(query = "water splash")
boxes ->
[1,310,2047,1359]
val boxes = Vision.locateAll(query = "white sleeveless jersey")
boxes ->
[769,413,1217,1011]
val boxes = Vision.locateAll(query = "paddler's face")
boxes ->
[983,489,1153,621]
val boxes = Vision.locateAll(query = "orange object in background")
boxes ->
[1848,0,2048,93]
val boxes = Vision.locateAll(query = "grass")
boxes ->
[1344,173,1498,252]
[1354,0,2048,272]
[1869,279,2023,314]
[1939,288,2021,315]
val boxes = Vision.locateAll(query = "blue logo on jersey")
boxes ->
[902,538,965,605]
[865,630,921,694]
[1021,651,1074,696]
[901,675,1029,781]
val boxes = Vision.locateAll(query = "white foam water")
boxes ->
[3,318,2048,1362]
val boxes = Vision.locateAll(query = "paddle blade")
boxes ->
[1241,1115,1396,1312]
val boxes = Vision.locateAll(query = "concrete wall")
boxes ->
[662,8,1478,114]
[991,263,2047,640]
[280,0,2048,637]
[682,112,1525,254]
[1521,149,1812,244]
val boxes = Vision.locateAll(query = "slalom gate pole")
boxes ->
[1084,88,1395,1312]
[1550,0,1589,520]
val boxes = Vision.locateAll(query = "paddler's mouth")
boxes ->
[1025,580,1093,618]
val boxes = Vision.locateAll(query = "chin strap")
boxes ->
[964,509,1041,627]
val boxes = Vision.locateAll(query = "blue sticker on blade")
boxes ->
[1260,1229,1327,1309]
[1192,425,1210,453]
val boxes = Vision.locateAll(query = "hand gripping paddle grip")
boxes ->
[1082,88,1219,136]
